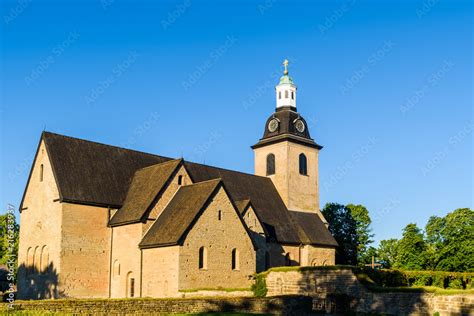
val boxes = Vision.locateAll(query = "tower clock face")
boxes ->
[268,119,279,132]
[295,119,305,133]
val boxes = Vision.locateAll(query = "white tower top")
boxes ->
[275,59,297,110]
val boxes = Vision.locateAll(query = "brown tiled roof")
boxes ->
[184,162,302,244]
[23,132,334,246]
[288,211,339,247]
[234,199,251,214]
[139,179,222,248]
[109,159,182,226]
[22,132,171,209]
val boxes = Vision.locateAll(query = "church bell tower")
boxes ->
[252,60,324,219]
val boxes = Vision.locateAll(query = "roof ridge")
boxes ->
[184,161,271,181]
[42,131,172,160]
[136,158,182,172]
[182,178,222,188]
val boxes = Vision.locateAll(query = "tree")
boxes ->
[393,223,426,270]
[425,208,474,272]
[377,238,399,268]
[322,203,358,265]
[0,212,20,265]
[346,204,374,265]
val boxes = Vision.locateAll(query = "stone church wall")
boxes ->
[179,187,255,291]
[60,203,111,298]
[142,246,180,297]
[110,223,142,298]
[300,245,336,266]
[17,141,63,300]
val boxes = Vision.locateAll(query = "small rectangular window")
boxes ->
[40,164,44,182]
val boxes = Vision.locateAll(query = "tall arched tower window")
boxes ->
[299,153,307,175]
[266,154,275,175]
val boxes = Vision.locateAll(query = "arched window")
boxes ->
[199,247,207,269]
[285,90,289,98]
[278,91,281,99]
[266,154,275,176]
[299,153,307,175]
[126,272,135,298]
[291,91,294,100]
[231,249,239,270]
[218,210,222,221]
[40,164,44,182]
[40,245,49,272]
[178,175,183,185]
[26,247,32,275]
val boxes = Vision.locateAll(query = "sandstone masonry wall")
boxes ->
[265,268,474,315]
[179,187,255,290]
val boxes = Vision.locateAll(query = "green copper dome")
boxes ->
[279,74,294,85]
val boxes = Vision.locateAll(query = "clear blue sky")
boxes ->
[1,0,472,244]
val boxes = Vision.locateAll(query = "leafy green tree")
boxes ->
[377,238,399,268]
[425,208,474,272]
[0,212,20,266]
[322,203,358,265]
[346,204,374,265]
[393,223,426,270]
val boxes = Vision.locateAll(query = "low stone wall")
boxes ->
[265,268,474,315]
[1,296,312,315]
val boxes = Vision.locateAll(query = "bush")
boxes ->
[361,268,474,290]
[448,278,463,289]
[251,274,267,297]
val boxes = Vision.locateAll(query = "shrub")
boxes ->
[361,269,474,290]
[448,278,463,289]
[251,274,267,297]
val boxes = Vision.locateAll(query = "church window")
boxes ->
[299,153,307,175]
[291,91,294,100]
[40,164,44,182]
[129,278,135,297]
[266,154,275,176]
[278,91,281,99]
[218,210,222,221]
[178,175,183,185]
[231,249,239,270]
[285,90,289,98]
[199,247,207,269]
[126,272,134,297]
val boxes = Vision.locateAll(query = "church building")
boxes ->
[17,61,337,299]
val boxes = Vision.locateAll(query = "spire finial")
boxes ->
[283,59,289,75]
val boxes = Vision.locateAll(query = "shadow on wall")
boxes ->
[17,263,61,300]
[251,231,298,273]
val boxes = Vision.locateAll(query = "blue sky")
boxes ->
[1,0,472,245]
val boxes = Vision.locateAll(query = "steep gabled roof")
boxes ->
[288,211,338,247]
[183,162,302,244]
[109,159,182,226]
[20,132,171,210]
[139,179,221,248]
